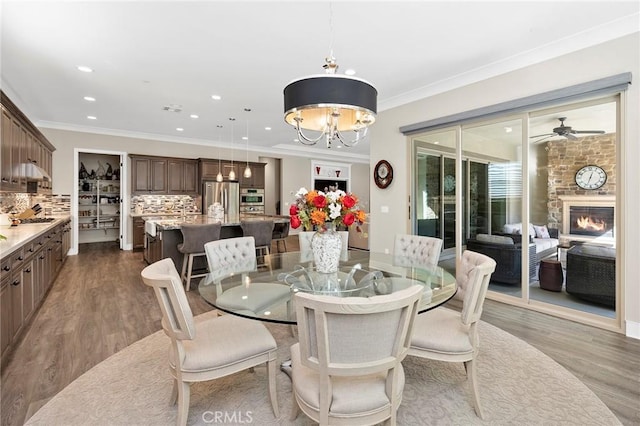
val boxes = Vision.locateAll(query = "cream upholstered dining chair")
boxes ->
[204,236,291,316]
[141,258,279,426]
[393,234,443,268]
[408,249,496,419]
[177,223,222,291]
[290,285,423,426]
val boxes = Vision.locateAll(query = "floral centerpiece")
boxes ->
[289,187,367,274]
[289,187,367,232]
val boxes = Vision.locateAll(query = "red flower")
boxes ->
[290,215,302,229]
[342,212,355,226]
[342,195,356,209]
[289,204,298,215]
[312,195,327,209]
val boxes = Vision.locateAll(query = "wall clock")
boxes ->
[374,160,393,189]
[575,165,607,190]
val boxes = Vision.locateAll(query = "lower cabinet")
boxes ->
[0,220,70,366]
[133,218,145,251]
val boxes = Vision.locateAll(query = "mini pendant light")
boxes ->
[216,125,223,182]
[243,108,252,179]
[228,118,236,181]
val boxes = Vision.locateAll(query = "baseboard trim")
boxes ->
[625,320,640,340]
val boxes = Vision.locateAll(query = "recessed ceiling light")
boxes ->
[293,138,299,143]
[211,95,221,101]
[83,96,96,102]
[433,141,440,144]
[77,65,93,73]
[190,114,199,119]
[345,69,356,76]
[265,127,271,131]
[176,127,184,132]
[504,127,513,133]
[87,115,97,120]
[242,136,248,140]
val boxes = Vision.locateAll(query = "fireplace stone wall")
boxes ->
[546,133,616,232]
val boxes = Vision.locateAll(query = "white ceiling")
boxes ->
[2,1,638,162]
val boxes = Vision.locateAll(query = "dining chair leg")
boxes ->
[185,254,194,291]
[290,395,300,420]
[267,357,280,417]
[466,358,484,419]
[180,255,188,286]
[177,381,190,426]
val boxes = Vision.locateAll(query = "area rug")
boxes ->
[25,318,620,425]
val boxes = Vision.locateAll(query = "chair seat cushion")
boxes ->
[169,312,276,372]
[290,343,404,416]
[410,307,473,356]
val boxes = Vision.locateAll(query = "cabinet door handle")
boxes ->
[12,280,20,286]
[24,268,31,273]
[28,248,34,252]
[39,255,45,260]
[17,256,23,261]
[2,266,10,272]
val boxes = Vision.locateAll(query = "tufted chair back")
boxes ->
[458,250,496,324]
[393,234,443,269]
[204,237,257,284]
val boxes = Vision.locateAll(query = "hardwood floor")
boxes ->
[1,241,639,425]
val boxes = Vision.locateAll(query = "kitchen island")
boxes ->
[142,214,289,269]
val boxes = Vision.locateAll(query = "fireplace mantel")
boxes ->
[559,195,615,240]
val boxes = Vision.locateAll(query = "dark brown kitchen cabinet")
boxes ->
[239,162,266,189]
[168,159,198,194]
[133,217,145,251]
[199,160,220,180]
[131,156,167,193]
[1,91,56,193]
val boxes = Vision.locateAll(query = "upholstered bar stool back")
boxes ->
[178,223,222,291]
[241,220,274,262]
[271,221,290,253]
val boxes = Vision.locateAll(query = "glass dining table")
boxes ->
[198,250,457,325]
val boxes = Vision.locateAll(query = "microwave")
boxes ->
[240,188,264,205]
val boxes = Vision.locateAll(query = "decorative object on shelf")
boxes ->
[82,180,90,191]
[105,163,113,179]
[283,4,376,149]
[289,187,367,273]
[374,160,393,189]
[79,162,88,179]
[575,165,607,190]
[96,161,106,179]
[89,169,96,180]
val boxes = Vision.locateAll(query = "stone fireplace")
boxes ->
[560,195,615,239]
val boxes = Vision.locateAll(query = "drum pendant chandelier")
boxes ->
[283,55,377,149]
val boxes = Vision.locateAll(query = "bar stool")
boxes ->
[271,221,290,253]
[178,223,222,291]
[240,220,274,264]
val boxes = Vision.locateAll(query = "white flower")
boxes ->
[295,187,308,198]
[326,191,340,203]
[334,189,346,198]
[328,203,341,219]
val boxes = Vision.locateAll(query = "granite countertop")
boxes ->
[0,215,72,260]
[149,214,289,231]
[129,212,201,218]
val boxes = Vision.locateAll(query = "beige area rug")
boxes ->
[26,319,619,426]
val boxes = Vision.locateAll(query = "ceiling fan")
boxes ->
[531,117,605,144]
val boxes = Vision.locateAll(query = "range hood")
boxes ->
[23,163,51,181]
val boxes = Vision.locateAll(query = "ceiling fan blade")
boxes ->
[573,130,605,134]
[532,135,555,144]
[529,132,556,139]
[565,133,579,140]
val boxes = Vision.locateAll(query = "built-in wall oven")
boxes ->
[240,188,265,213]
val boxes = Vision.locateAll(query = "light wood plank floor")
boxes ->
[1,241,638,425]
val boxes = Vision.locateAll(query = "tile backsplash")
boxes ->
[130,195,199,214]
[0,192,71,216]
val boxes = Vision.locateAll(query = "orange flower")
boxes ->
[305,190,318,203]
[355,210,367,223]
[310,210,327,226]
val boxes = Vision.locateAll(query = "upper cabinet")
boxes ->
[239,162,266,188]
[1,91,55,193]
[130,155,197,195]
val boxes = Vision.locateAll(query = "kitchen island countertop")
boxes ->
[148,213,289,231]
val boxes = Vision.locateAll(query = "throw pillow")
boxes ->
[533,224,551,239]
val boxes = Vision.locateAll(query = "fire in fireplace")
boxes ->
[569,206,614,236]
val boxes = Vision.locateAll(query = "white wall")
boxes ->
[370,33,640,338]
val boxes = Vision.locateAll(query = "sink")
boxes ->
[144,220,157,237]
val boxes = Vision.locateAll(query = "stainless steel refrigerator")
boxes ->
[203,181,240,216]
